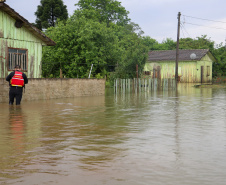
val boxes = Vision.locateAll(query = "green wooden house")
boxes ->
[144,49,216,83]
[0,1,55,78]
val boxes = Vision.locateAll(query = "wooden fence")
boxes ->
[114,78,176,93]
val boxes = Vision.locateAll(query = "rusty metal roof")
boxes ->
[0,2,56,46]
[148,49,213,62]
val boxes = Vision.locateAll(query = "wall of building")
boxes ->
[158,61,198,82]
[0,78,105,103]
[144,59,212,83]
[0,10,45,78]
[144,61,198,82]
[196,55,213,83]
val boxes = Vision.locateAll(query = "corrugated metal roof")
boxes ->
[148,49,210,61]
[0,2,56,46]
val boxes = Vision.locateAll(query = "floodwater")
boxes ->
[0,84,226,185]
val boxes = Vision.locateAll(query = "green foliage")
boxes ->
[75,0,130,26]
[143,35,215,51]
[142,37,176,50]
[212,45,226,77]
[115,27,148,78]
[95,73,104,79]
[159,38,177,50]
[142,36,160,50]
[105,80,111,88]
[42,0,148,81]
[35,0,68,30]
[42,16,120,78]
[179,35,214,51]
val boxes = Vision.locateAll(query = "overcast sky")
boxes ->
[6,0,226,45]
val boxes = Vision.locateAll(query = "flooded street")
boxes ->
[1,84,226,185]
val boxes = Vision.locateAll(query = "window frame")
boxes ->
[7,47,28,72]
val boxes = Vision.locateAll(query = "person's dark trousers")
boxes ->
[9,86,23,105]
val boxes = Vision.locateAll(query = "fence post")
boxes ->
[114,78,177,94]
[149,79,151,91]
[128,79,130,92]
[114,79,116,93]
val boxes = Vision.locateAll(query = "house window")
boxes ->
[144,71,151,75]
[8,48,27,71]
[207,66,210,76]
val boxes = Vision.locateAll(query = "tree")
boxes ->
[42,0,148,80]
[42,15,122,78]
[115,23,148,78]
[42,16,149,79]
[159,38,176,50]
[179,35,214,51]
[35,0,68,30]
[142,36,160,51]
[75,0,130,26]
[212,44,226,77]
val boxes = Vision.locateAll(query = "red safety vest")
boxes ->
[11,71,24,87]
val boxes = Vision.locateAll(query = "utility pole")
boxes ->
[175,12,181,83]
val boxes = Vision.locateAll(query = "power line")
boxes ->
[180,25,186,38]
[184,22,226,31]
[180,23,191,37]
[183,15,226,24]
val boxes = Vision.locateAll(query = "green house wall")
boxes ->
[144,54,213,83]
[0,10,46,78]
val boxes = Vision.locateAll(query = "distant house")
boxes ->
[0,1,56,78]
[144,49,216,83]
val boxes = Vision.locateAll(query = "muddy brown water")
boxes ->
[0,84,226,185]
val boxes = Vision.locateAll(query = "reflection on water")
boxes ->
[0,84,226,185]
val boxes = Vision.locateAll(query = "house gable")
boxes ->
[0,2,55,46]
[0,10,46,45]
[201,52,216,63]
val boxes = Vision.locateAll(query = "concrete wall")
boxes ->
[0,78,105,103]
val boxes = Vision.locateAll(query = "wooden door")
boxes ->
[201,66,204,83]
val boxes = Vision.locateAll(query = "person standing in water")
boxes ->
[6,65,28,105]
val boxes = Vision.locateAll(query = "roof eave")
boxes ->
[147,60,200,62]
[0,3,56,46]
